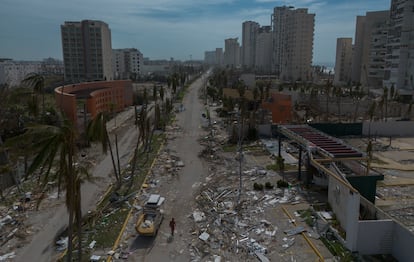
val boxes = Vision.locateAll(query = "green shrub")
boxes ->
[253,182,264,191]
[265,182,274,189]
[277,179,289,188]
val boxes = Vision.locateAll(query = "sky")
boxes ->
[0,0,391,65]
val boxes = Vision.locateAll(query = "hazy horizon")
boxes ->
[0,0,391,64]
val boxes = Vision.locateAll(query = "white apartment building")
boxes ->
[242,21,260,69]
[112,48,143,80]
[0,60,42,87]
[255,26,272,73]
[0,58,63,87]
[351,11,389,88]
[61,20,113,83]
[224,38,240,68]
[204,48,224,66]
[384,0,414,93]
[272,6,315,81]
[334,38,353,85]
[141,59,172,76]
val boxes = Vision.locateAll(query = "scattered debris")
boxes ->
[282,237,295,249]
[192,211,206,222]
[284,226,306,236]
[90,254,101,261]
[199,232,210,241]
[56,237,68,251]
[89,240,96,249]
[255,251,270,262]
[0,252,16,261]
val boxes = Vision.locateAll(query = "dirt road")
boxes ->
[123,73,210,261]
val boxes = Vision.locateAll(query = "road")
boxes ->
[14,108,140,262]
[125,73,210,261]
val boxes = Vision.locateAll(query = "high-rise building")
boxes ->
[112,48,143,80]
[351,11,389,88]
[384,0,414,92]
[224,38,240,68]
[334,38,353,85]
[61,20,113,83]
[215,48,224,66]
[351,16,366,84]
[204,51,216,65]
[255,26,273,73]
[242,21,260,68]
[272,6,315,81]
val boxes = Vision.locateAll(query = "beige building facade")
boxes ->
[272,6,314,81]
[112,48,143,80]
[334,38,353,85]
[384,0,414,93]
[351,11,389,88]
[224,38,240,68]
[242,21,259,69]
[61,20,113,83]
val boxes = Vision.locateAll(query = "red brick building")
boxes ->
[54,80,133,126]
[261,93,292,124]
[222,88,292,124]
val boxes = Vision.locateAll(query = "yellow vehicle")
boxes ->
[135,194,164,236]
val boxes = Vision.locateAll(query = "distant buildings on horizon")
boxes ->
[204,6,315,82]
[334,0,413,92]
[1,18,203,87]
[0,58,64,87]
[203,0,413,93]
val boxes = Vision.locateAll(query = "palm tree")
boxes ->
[378,98,384,121]
[22,73,46,117]
[334,86,342,120]
[87,112,121,188]
[152,84,157,102]
[265,82,271,100]
[366,139,373,176]
[352,84,364,122]
[12,118,85,261]
[406,101,413,119]
[256,80,264,101]
[172,73,179,95]
[159,86,165,104]
[324,80,332,121]
[277,156,285,181]
[383,86,389,121]
[367,101,376,136]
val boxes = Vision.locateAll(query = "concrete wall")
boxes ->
[363,121,414,137]
[359,194,414,260]
[392,222,414,262]
[357,220,394,254]
[328,176,360,251]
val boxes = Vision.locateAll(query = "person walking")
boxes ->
[169,218,176,236]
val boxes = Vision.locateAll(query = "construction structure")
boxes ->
[278,125,414,260]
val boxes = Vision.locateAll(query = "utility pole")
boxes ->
[237,107,243,204]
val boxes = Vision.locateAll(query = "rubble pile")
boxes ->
[165,125,182,141]
[186,143,305,261]
[0,193,40,255]
[150,149,183,178]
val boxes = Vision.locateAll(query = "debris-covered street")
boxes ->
[104,76,335,262]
